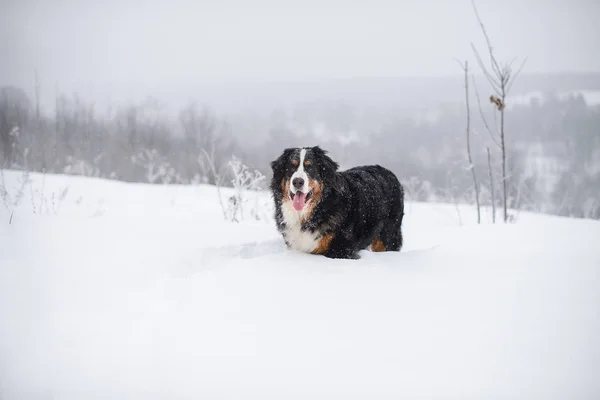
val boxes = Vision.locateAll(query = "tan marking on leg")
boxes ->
[312,233,334,255]
[371,237,386,252]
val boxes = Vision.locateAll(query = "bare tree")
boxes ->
[180,103,236,185]
[0,87,31,168]
[470,0,527,222]
[486,147,496,223]
[456,60,481,223]
[472,76,499,223]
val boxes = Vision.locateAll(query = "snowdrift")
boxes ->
[1,170,599,399]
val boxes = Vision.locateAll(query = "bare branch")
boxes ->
[471,0,503,78]
[486,147,496,223]
[459,60,481,224]
[453,58,466,70]
[472,75,501,148]
[471,44,502,95]
[506,57,528,93]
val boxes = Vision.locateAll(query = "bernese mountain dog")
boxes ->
[270,146,404,259]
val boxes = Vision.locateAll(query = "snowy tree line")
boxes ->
[1,83,599,220]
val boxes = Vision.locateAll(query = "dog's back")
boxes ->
[341,165,404,213]
[339,165,404,252]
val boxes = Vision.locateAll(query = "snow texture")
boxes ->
[1,170,599,400]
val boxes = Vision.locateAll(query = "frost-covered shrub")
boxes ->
[131,148,183,184]
[224,156,266,222]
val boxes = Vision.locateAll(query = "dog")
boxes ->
[269,146,404,259]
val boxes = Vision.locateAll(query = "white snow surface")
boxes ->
[1,170,600,399]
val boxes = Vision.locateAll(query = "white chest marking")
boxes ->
[281,200,319,253]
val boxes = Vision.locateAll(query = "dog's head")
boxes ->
[270,146,339,213]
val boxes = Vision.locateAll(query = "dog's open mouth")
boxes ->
[290,190,313,211]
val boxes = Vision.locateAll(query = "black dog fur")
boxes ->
[270,146,404,259]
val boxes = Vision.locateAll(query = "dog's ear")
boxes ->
[311,146,340,188]
[311,146,339,173]
[269,148,296,193]
[270,148,295,173]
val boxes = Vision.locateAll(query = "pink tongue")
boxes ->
[292,192,307,211]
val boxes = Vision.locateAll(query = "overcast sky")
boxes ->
[1,0,599,97]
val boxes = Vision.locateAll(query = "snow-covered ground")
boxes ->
[1,170,599,400]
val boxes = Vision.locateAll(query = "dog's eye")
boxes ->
[292,159,299,167]
[304,160,311,167]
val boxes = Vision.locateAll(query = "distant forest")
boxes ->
[1,73,600,220]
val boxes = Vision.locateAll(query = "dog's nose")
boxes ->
[292,177,304,189]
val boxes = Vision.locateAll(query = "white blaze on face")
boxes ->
[290,148,309,194]
[288,148,311,212]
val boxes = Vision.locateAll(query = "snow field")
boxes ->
[1,170,599,399]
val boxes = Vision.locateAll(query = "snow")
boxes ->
[1,170,600,399]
